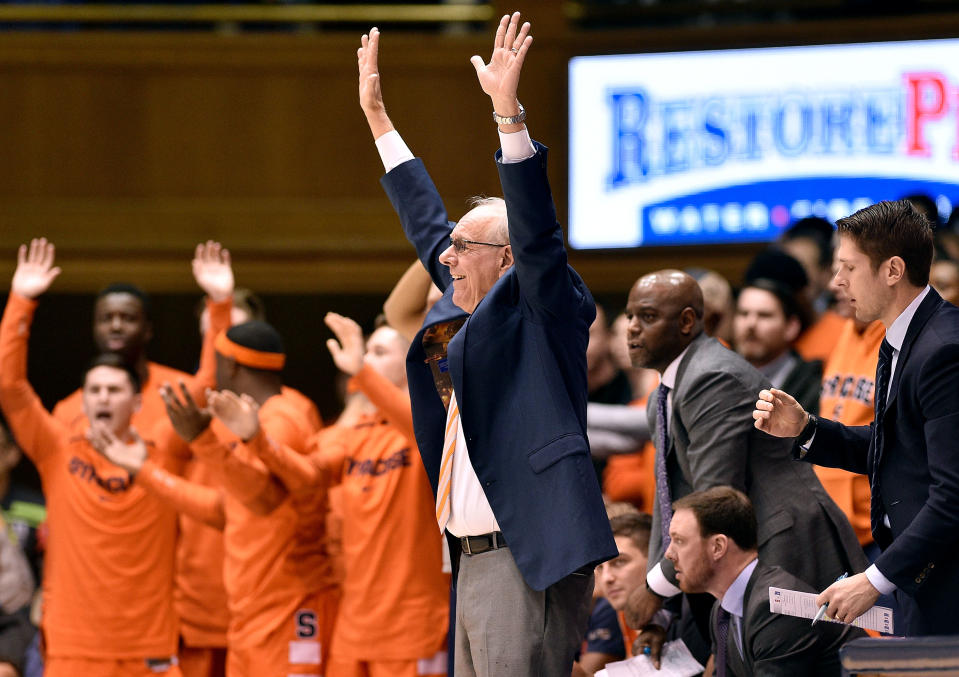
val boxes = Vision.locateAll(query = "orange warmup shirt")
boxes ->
[616,611,639,658]
[0,293,180,659]
[173,298,239,651]
[795,310,846,363]
[251,364,448,662]
[816,318,884,547]
[53,296,232,651]
[141,391,330,652]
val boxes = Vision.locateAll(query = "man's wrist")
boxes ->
[796,412,817,445]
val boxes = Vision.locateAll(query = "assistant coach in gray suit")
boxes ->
[624,271,866,646]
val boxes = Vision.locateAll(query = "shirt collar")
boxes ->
[885,285,930,352]
[721,558,759,619]
[661,345,692,390]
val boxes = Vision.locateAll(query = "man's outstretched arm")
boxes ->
[358,27,454,290]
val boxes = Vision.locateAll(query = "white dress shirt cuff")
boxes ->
[646,562,682,599]
[498,127,536,164]
[865,564,897,595]
[374,130,415,173]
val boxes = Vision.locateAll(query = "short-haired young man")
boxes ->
[667,487,864,677]
[756,199,959,636]
[0,239,183,677]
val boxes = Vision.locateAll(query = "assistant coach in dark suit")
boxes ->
[755,199,959,636]
[358,14,616,676]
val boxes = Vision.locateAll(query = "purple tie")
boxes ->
[715,607,731,677]
[655,383,673,549]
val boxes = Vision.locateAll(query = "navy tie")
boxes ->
[869,338,894,543]
[715,607,731,677]
[655,383,673,549]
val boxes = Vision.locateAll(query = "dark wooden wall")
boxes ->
[1,6,958,425]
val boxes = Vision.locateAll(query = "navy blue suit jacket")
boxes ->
[801,289,959,633]
[380,143,617,591]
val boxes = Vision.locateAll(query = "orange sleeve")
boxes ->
[190,426,288,515]
[246,428,329,493]
[137,458,226,530]
[351,365,415,443]
[189,296,232,403]
[0,292,68,469]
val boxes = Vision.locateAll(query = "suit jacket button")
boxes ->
[915,577,923,583]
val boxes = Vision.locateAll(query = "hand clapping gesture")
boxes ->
[207,389,260,442]
[88,426,147,477]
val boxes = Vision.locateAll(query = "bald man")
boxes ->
[622,270,866,660]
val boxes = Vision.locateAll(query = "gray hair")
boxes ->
[467,195,509,244]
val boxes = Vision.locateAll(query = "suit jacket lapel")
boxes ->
[737,564,763,675]
[668,333,708,460]
[885,288,942,414]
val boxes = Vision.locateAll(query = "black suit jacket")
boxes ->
[711,564,866,677]
[800,289,959,634]
[380,144,617,591]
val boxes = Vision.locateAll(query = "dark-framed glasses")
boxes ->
[449,234,509,253]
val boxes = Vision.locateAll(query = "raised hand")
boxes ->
[88,426,147,476]
[753,388,809,438]
[357,27,394,139]
[324,312,365,376]
[208,389,260,442]
[192,241,234,303]
[160,381,212,442]
[469,12,532,117]
[11,238,61,299]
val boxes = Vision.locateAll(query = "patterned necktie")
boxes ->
[435,391,459,533]
[715,607,731,677]
[655,383,673,549]
[869,338,894,541]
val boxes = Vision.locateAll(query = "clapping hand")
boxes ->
[207,389,260,442]
[88,426,147,476]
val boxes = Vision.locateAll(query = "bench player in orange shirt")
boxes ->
[0,239,183,677]
[97,320,335,677]
[50,241,236,677]
[209,312,449,677]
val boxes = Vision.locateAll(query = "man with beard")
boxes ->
[664,487,864,676]
[733,278,822,413]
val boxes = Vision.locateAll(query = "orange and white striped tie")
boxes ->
[435,392,459,532]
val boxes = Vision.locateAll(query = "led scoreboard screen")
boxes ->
[568,38,959,249]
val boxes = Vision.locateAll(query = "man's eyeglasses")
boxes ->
[449,235,509,254]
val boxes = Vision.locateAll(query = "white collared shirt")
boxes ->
[721,558,759,659]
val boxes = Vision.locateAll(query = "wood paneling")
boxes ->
[0,10,957,297]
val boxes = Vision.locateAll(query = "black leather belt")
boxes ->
[460,531,506,555]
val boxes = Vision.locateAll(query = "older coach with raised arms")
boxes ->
[356,12,616,677]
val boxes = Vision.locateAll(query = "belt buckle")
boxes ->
[463,536,472,555]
